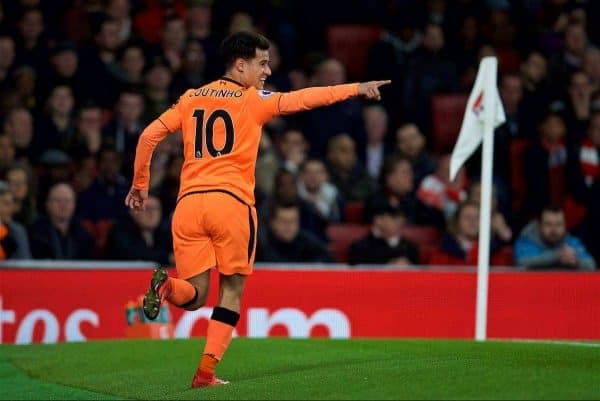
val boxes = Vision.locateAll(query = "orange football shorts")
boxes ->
[171,190,257,279]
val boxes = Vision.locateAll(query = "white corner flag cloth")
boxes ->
[449,57,506,181]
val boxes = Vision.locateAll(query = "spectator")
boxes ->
[34,84,77,152]
[142,60,173,124]
[254,131,280,201]
[41,41,86,103]
[562,70,593,144]
[256,201,333,263]
[105,194,173,265]
[302,59,367,160]
[5,164,37,226]
[582,47,600,94]
[0,181,31,259]
[152,16,186,72]
[259,168,328,241]
[514,205,595,270]
[171,39,207,96]
[0,35,16,90]
[363,104,389,180]
[28,182,95,259]
[79,16,123,107]
[105,0,134,44]
[297,158,342,228]
[102,88,145,177]
[403,23,459,136]
[184,1,219,79]
[569,110,600,203]
[367,5,422,127]
[77,145,130,222]
[276,128,309,174]
[0,134,16,177]
[156,154,183,217]
[394,123,436,187]
[10,66,37,111]
[16,8,49,72]
[36,149,74,209]
[364,156,438,226]
[417,153,468,223]
[0,215,15,260]
[520,50,552,130]
[466,180,513,243]
[326,133,377,202]
[3,108,35,161]
[432,201,503,266]
[69,101,104,157]
[548,22,589,88]
[348,200,418,266]
[114,43,146,88]
[522,109,570,222]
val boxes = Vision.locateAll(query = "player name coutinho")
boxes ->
[191,88,243,98]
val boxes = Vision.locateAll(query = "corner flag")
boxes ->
[449,57,506,341]
[449,57,506,181]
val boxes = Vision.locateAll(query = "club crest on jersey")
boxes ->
[259,90,274,98]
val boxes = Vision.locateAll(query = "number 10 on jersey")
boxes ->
[192,109,235,158]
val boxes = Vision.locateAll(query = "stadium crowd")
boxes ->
[0,0,598,270]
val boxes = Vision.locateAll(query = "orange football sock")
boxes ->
[198,307,240,375]
[164,277,197,307]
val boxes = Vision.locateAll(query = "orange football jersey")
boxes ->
[133,78,358,205]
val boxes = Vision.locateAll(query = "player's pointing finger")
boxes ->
[376,80,392,87]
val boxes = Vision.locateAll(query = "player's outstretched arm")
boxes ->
[125,119,170,211]
[277,80,391,116]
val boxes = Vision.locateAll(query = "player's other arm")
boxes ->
[126,98,183,211]
[278,80,391,114]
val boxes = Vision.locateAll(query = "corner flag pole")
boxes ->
[475,59,498,342]
[449,57,505,341]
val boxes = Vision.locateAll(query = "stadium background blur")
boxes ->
[0,0,599,270]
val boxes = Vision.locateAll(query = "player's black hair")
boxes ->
[220,31,270,69]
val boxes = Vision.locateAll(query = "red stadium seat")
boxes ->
[491,246,514,266]
[430,94,469,153]
[326,223,370,263]
[326,25,383,80]
[563,195,587,230]
[95,219,115,255]
[509,139,531,212]
[81,219,115,257]
[418,244,439,265]
[402,225,442,248]
[344,201,365,223]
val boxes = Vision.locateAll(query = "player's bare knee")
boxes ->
[182,287,208,311]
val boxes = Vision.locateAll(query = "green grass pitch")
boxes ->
[1,338,599,400]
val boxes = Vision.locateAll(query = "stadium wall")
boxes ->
[0,263,598,344]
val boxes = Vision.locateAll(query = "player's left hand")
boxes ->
[358,80,392,101]
[125,187,148,212]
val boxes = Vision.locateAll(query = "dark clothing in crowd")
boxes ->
[348,233,419,265]
[104,219,173,265]
[28,215,95,259]
[256,229,333,263]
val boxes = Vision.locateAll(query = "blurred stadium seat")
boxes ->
[402,225,442,247]
[563,194,587,230]
[430,94,468,153]
[326,223,369,263]
[326,25,383,80]
[344,201,364,223]
[81,219,114,258]
[509,138,530,211]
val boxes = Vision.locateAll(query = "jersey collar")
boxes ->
[220,77,244,87]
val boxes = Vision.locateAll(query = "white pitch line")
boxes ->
[504,339,600,348]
